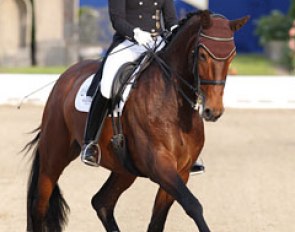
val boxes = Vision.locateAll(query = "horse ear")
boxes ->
[229,15,250,32]
[199,10,212,29]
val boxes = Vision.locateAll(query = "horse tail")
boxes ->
[26,130,70,231]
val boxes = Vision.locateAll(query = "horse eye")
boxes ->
[199,53,206,61]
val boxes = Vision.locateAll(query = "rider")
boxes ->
[80,0,205,174]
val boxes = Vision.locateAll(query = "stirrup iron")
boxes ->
[81,142,101,167]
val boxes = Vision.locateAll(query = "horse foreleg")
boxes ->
[91,171,136,232]
[148,171,190,232]
[147,188,175,232]
[149,156,210,232]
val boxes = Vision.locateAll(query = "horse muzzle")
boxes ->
[195,95,224,122]
[201,107,224,122]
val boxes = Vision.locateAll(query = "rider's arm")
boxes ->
[162,0,178,31]
[108,0,135,39]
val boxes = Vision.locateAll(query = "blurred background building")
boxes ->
[0,0,79,67]
[0,0,292,67]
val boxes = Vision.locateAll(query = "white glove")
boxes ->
[133,28,153,46]
[170,25,178,32]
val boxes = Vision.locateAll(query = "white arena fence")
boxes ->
[0,74,295,109]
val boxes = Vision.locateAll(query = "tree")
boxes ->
[289,0,295,20]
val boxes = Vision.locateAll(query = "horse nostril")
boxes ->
[203,108,212,119]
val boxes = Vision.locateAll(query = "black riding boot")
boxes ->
[190,160,205,174]
[81,89,110,167]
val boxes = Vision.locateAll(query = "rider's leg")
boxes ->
[81,87,110,166]
[81,40,144,166]
[86,40,123,97]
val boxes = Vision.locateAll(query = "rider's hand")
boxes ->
[170,25,178,32]
[133,28,153,46]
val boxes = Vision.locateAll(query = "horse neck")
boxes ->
[160,16,201,109]
[163,16,201,77]
[153,17,202,129]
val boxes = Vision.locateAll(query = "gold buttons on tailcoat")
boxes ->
[136,1,161,31]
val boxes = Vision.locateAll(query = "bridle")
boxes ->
[148,14,236,110]
[190,14,236,109]
[192,33,234,89]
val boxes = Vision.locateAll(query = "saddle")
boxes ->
[77,51,154,176]
[111,61,138,110]
[110,55,153,177]
[83,53,148,176]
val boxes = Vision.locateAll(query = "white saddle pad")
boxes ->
[75,74,94,113]
[75,74,132,116]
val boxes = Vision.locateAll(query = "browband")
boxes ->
[198,44,236,60]
[200,33,234,42]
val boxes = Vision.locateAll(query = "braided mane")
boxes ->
[166,10,212,43]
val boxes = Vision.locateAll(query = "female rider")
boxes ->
[81,0,204,174]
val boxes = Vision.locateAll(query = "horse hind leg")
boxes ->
[27,149,70,232]
[27,150,41,232]
[27,136,78,231]
[91,172,136,232]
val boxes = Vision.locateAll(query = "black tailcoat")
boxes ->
[108,0,178,41]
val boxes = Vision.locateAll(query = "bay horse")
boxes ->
[24,10,249,232]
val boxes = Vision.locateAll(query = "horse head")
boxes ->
[195,13,250,121]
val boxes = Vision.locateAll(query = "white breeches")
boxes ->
[100,36,165,99]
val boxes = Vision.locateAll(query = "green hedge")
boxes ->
[0,54,284,76]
